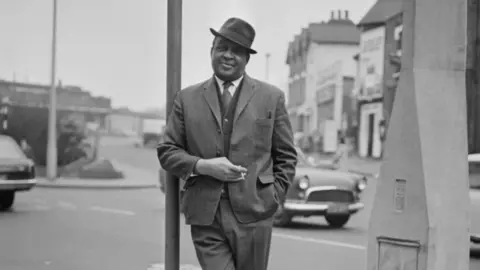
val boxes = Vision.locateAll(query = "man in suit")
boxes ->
[157,17,297,270]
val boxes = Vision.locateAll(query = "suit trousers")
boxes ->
[190,195,274,270]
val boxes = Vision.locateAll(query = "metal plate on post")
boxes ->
[377,237,420,270]
[394,179,407,212]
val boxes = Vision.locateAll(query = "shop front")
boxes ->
[356,26,385,158]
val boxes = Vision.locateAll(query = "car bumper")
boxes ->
[284,199,364,215]
[472,234,480,244]
[0,179,37,191]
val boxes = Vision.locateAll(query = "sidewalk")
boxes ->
[307,152,381,177]
[37,160,160,190]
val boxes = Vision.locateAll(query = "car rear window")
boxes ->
[0,137,24,159]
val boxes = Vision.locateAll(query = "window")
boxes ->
[0,137,24,159]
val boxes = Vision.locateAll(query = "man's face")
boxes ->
[211,37,249,81]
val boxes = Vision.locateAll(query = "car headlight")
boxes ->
[357,177,367,191]
[298,176,310,190]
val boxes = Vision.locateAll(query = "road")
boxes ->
[0,136,477,269]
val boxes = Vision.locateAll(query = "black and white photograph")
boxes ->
[0,0,479,269]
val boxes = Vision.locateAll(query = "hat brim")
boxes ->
[210,28,257,54]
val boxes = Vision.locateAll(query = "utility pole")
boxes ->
[165,0,182,269]
[366,0,470,269]
[46,0,58,181]
[265,53,271,82]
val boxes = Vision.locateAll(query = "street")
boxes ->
[0,137,478,269]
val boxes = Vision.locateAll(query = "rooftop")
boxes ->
[358,0,403,27]
[286,10,361,64]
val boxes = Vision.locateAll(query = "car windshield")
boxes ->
[0,137,25,159]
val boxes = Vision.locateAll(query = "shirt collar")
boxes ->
[214,75,244,90]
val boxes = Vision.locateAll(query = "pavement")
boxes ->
[1,136,477,270]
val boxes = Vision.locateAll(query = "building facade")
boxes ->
[314,60,356,152]
[286,10,360,148]
[356,26,386,158]
[354,0,403,158]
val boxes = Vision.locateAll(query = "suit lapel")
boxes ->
[234,75,256,124]
[202,77,222,128]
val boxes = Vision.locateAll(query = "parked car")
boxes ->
[468,154,480,249]
[158,147,367,228]
[273,147,367,227]
[0,135,36,211]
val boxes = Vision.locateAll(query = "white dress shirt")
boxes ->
[215,75,244,96]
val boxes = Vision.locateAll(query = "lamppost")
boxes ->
[46,0,58,181]
[265,53,271,82]
[0,96,12,132]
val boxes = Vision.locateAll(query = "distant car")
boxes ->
[0,135,36,211]
[273,147,367,227]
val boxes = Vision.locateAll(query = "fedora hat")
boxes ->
[210,17,257,54]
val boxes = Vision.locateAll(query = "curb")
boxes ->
[36,181,160,190]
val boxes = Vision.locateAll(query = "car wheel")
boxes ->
[0,191,15,211]
[273,203,292,227]
[325,214,350,228]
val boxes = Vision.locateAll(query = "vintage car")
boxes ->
[0,135,36,211]
[468,153,480,249]
[273,147,367,227]
[158,147,367,228]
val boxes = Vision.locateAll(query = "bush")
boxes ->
[2,106,91,166]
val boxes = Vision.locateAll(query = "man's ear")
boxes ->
[246,53,250,63]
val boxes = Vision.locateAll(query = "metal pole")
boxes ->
[46,0,58,181]
[165,0,182,269]
[265,53,271,81]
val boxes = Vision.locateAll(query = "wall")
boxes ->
[307,43,358,132]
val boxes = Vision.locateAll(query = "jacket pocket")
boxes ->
[258,174,275,184]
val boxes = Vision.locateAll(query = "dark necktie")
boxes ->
[222,81,233,113]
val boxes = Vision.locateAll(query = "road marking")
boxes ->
[57,201,77,210]
[272,232,366,250]
[147,263,201,270]
[31,204,51,211]
[90,206,136,216]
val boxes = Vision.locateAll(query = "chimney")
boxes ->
[338,10,342,20]
[330,11,334,19]
[345,10,349,19]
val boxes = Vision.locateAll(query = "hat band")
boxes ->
[217,29,252,49]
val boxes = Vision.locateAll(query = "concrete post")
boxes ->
[366,0,470,269]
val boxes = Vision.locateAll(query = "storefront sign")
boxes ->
[316,84,335,104]
[315,61,342,104]
[358,27,385,101]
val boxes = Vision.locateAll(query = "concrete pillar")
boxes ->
[366,0,470,269]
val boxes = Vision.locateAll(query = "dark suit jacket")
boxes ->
[157,74,297,225]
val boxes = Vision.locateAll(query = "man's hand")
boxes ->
[195,157,247,182]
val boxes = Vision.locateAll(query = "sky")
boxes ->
[0,0,376,111]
